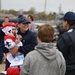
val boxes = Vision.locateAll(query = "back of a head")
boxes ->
[38,24,54,43]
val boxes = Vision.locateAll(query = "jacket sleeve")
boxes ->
[1,39,9,53]
[0,30,9,53]
[56,50,66,75]
[20,54,30,75]
[18,33,38,55]
[60,52,66,75]
[56,33,72,59]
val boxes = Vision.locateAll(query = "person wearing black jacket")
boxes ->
[5,15,38,70]
[0,29,5,64]
[0,27,9,64]
[56,11,75,75]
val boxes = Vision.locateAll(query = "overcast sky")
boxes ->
[1,0,75,13]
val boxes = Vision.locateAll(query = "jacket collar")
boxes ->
[18,28,29,36]
[69,25,75,30]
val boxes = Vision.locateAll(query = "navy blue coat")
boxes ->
[57,25,75,75]
[17,29,38,56]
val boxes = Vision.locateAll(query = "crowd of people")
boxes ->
[0,11,75,75]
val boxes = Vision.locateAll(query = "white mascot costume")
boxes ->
[2,22,24,68]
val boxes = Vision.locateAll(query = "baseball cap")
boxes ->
[18,15,30,24]
[60,11,75,21]
[18,14,23,19]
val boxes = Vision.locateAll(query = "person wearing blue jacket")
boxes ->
[17,15,38,56]
[5,15,38,70]
[57,11,75,75]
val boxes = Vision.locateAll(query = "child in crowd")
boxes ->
[2,22,24,68]
[20,24,66,75]
[2,16,9,26]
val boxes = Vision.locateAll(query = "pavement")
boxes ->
[0,63,5,72]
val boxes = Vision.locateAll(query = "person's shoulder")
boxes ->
[26,50,38,58]
[56,49,63,57]
[59,31,69,39]
[2,22,5,24]
[56,49,66,65]
[27,50,37,55]
[62,29,74,38]
[28,30,35,33]
[31,22,35,25]
[28,30,36,36]
[57,31,70,45]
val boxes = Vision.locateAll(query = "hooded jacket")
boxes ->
[20,43,66,75]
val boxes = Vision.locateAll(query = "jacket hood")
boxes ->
[35,42,58,60]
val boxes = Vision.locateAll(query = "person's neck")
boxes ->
[20,29,29,33]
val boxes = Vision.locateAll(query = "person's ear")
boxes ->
[18,24,21,28]
[65,21,68,24]
[37,36,41,42]
[66,21,70,29]
[27,24,29,27]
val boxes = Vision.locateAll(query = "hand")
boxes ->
[15,39,20,44]
[18,35,22,40]
[9,46,19,56]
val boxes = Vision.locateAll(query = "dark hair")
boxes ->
[28,15,34,21]
[5,16,9,19]
[64,20,75,26]
[38,24,54,42]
